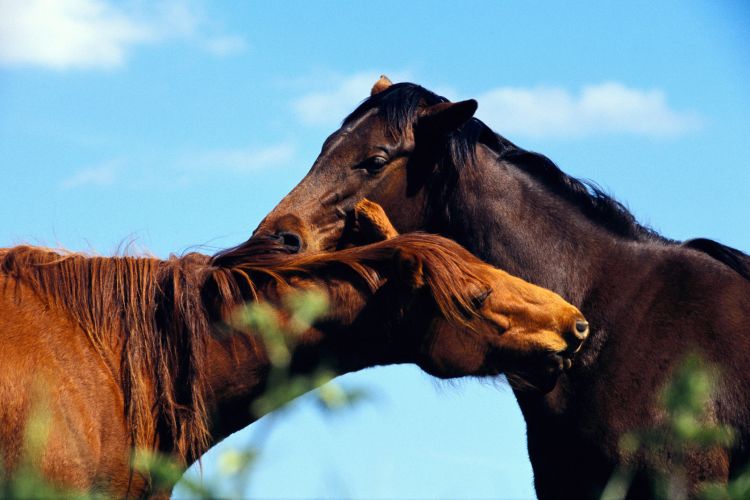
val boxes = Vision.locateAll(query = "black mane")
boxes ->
[346,83,664,242]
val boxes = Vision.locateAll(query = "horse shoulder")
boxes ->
[0,275,129,493]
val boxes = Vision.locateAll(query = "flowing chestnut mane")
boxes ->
[0,234,494,464]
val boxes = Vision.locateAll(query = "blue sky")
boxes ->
[1,1,748,498]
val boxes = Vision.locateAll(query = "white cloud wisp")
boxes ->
[60,160,119,189]
[182,143,296,174]
[0,0,247,69]
[476,82,701,139]
[0,0,153,69]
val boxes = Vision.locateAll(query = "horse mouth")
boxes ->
[504,351,574,393]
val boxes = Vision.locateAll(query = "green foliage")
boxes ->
[133,449,194,495]
[701,469,750,500]
[234,289,367,416]
[619,355,734,461]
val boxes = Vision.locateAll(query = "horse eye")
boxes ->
[471,288,493,309]
[357,156,388,174]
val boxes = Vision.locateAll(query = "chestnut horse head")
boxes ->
[252,75,483,253]
[374,234,589,388]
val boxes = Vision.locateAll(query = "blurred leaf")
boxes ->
[316,384,369,412]
[218,449,258,476]
[285,289,330,334]
[133,449,186,491]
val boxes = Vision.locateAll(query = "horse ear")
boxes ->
[417,99,478,135]
[393,247,425,289]
[352,199,399,242]
[371,75,393,96]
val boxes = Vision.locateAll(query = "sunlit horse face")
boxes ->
[254,76,478,253]
[411,247,588,389]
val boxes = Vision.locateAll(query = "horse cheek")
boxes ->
[369,167,427,234]
[423,321,485,377]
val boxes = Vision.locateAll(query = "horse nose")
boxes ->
[575,320,589,339]
[276,231,303,253]
[564,319,589,354]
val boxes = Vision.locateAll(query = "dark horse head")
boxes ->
[252,76,489,253]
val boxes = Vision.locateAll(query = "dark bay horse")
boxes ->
[0,203,586,497]
[251,77,750,498]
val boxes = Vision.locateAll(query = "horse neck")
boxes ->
[202,271,400,442]
[438,145,651,320]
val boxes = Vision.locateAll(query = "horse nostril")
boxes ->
[575,320,589,338]
[277,231,303,253]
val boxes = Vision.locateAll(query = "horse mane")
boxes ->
[218,233,493,330]
[345,83,665,243]
[0,234,490,463]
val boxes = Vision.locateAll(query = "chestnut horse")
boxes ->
[250,77,750,498]
[0,203,586,497]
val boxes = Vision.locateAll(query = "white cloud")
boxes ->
[60,160,118,189]
[291,71,412,127]
[0,0,152,69]
[183,143,296,173]
[203,35,247,57]
[0,0,247,69]
[475,82,701,138]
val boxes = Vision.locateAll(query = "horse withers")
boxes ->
[0,201,586,497]
[248,76,750,498]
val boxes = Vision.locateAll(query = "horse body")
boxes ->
[444,131,750,497]
[0,225,585,496]
[253,79,750,497]
[506,230,750,497]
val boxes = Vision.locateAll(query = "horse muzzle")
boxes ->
[254,213,312,254]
